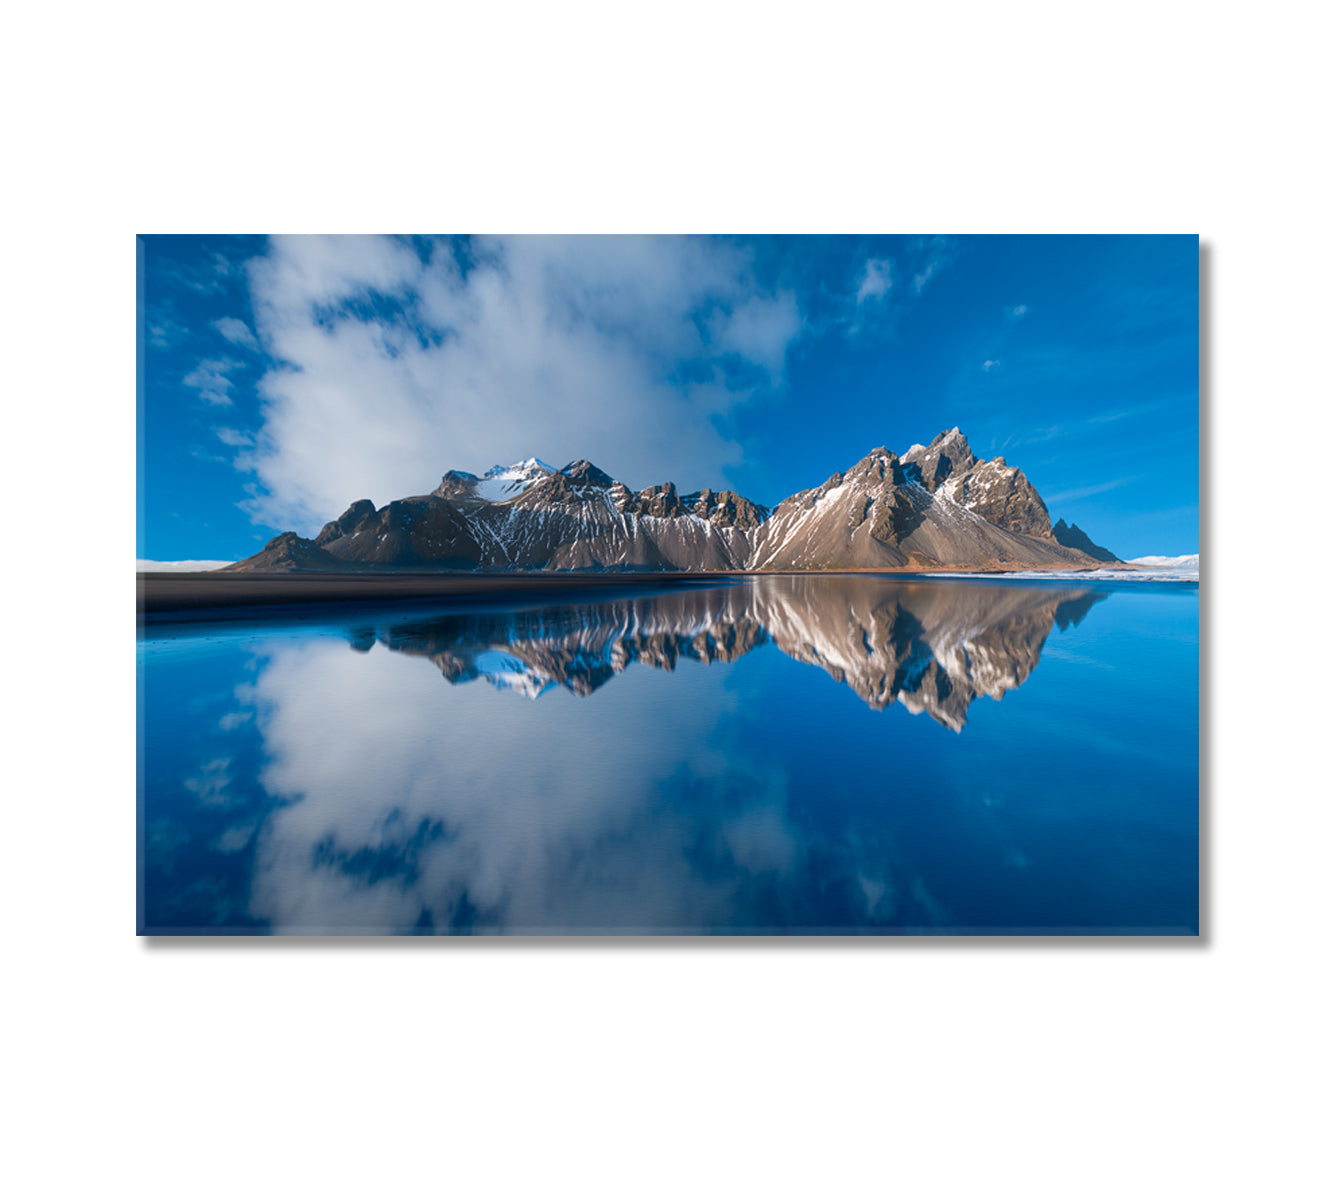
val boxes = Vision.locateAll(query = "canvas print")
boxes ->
[137,234,1200,935]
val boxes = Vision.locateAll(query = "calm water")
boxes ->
[138,576,1199,934]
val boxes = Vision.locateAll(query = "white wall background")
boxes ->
[6,2,1328,1197]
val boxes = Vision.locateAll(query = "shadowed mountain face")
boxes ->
[227,430,1115,573]
[1052,518,1118,562]
[355,578,1106,730]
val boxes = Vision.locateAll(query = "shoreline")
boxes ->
[137,564,1146,621]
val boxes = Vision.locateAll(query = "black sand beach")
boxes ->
[137,570,749,621]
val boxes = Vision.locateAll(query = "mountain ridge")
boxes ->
[225,430,1120,574]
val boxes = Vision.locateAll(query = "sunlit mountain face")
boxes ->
[138,576,1199,935]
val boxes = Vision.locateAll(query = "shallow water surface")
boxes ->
[138,575,1199,934]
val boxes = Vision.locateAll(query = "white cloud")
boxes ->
[911,235,959,294]
[212,316,259,350]
[214,825,255,853]
[146,303,187,349]
[855,258,892,304]
[239,236,805,532]
[982,359,1001,372]
[183,357,243,406]
[1044,476,1141,505]
[1011,304,1028,318]
[157,256,231,296]
[708,291,801,377]
[246,635,794,932]
[183,757,233,804]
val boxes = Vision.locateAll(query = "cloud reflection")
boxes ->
[150,578,1112,933]
[249,641,797,932]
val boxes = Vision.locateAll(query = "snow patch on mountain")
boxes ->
[1129,554,1199,571]
[137,559,234,572]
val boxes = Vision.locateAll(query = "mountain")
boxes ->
[749,436,1087,570]
[1129,554,1199,571]
[358,576,1108,730]
[227,431,1117,573]
[1051,519,1118,562]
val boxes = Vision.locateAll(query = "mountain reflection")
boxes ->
[361,577,1105,730]
[139,576,1203,935]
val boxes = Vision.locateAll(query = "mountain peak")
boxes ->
[433,458,554,504]
[561,459,616,487]
[843,446,903,486]
[930,426,969,451]
[902,428,978,490]
[484,458,555,478]
[1051,518,1119,563]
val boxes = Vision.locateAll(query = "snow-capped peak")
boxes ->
[483,457,555,479]
[472,458,556,501]
[1129,553,1199,572]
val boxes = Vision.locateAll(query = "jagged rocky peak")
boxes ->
[630,480,684,519]
[560,459,616,487]
[902,428,978,491]
[682,487,770,531]
[431,469,478,501]
[901,429,1050,538]
[316,498,377,545]
[845,446,910,486]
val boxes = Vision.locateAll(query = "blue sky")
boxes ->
[139,234,1198,561]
